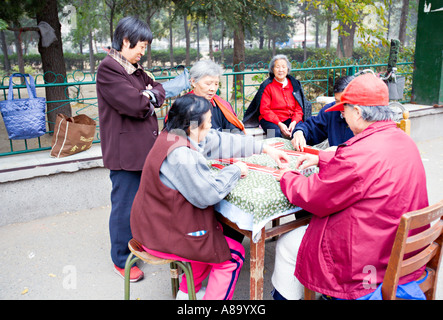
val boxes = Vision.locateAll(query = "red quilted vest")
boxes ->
[130,131,231,263]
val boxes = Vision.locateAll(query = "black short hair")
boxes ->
[165,95,211,134]
[333,75,355,93]
[112,16,153,51]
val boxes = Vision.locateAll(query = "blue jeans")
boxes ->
[259,118,292,138]
[109,170,142,268]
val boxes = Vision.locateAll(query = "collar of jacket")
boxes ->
[341,120,397,148]
[108,48,144,75]
[268,74,301,92]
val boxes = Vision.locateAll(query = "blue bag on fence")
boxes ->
[161,68,190,99]
[0,73,47,140]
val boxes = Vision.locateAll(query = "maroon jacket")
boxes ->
[96,55,165,171]
[130,131,232,263]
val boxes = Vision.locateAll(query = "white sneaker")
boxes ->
[176,287,206,300]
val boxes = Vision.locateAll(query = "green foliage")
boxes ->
[1,53,41,68]
[0,18,7,30]
[0,48,204,72]
[11,64,38,75]
[214,47,338,66]
[143,48,202,67]
[0,46,415,73]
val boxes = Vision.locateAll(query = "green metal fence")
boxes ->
[0,59,413,157]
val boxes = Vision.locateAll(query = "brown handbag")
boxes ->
[50,113,97,158]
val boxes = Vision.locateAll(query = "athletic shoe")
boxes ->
[114,265,144,282]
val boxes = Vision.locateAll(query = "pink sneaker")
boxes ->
[114,265,144,282]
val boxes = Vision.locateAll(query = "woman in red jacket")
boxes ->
[258,55,305,138]
[271,74,428,300]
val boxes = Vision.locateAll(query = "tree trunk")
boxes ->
[315,19,320,48]
[88,31,95,73]
[220,20,225,63]
[303,12,307,61]
[398,0,410,46]
[326,7,332,49]
[109,2,116,44]
[0,31,11,72]
[13,29,25,76]
[272,38,276,57]
[233,27,245,70]
[258,22,264,49]
[169,7,174,67]
[386,1,391,39]
[184,15,190,66]
[196,21,200,61]
[144,11,152,69]
[208,18,213,60]
[231,25,245,100]
[337,21,355,58]
[36,0,71,131]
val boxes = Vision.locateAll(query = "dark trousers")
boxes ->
[109,170,142,268]
[259,118,292,138]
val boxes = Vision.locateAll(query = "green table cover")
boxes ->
[210,138,318,242]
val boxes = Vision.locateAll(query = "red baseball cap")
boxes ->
[325,73,389,112]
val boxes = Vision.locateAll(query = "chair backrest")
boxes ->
[396,111,410,135]
[382,199,443,300]
[390,101,411,135]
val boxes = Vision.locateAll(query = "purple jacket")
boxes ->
[280,121,428,299]
[96,55,165,171]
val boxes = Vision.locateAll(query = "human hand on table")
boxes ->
[262,145,290,168]
[233,161,248,178]
[276,153,319,181]
[296,153,319,171]
[276,167,293,181]
[291,130,307,151]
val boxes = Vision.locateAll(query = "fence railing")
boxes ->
[0,59,413,157]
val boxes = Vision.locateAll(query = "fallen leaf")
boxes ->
[48,273,57,278]
[21,288,29,295]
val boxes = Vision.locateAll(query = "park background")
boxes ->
[0,0,420,156]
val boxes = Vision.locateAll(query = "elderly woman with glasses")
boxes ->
[188,60,245,134]
[243,54,312,139]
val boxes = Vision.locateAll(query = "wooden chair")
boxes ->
[390,101,411,135]
[382,199,443,300]
[124,238,196,300]
[304,199,443,300]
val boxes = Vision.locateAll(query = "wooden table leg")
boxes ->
[249,228,265,300]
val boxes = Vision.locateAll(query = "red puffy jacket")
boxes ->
[259,78,303,124]
[280,121,428,299]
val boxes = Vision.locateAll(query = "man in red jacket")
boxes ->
[271,73,428,300]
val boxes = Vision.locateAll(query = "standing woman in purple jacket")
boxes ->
[96,16,165,282]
